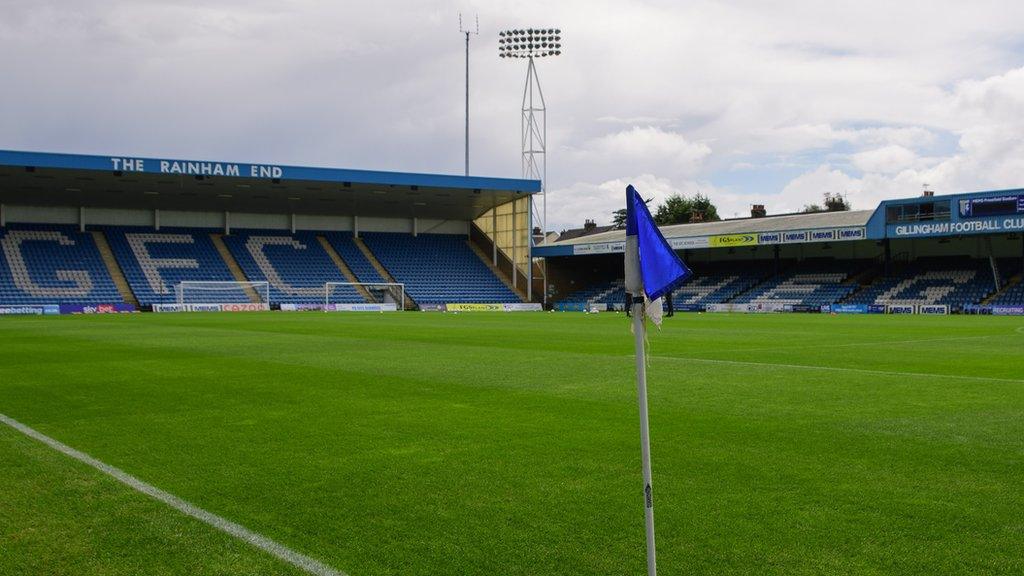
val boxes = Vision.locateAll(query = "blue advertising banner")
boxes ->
[830,304,869,314]
[60,304,136,314]
[0,305,59,315]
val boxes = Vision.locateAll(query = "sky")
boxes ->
[2,0,1024,231]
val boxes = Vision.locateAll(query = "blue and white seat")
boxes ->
[0,225,122,305]
[360,233,519,304]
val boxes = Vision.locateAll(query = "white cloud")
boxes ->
[1,1,1024,230]
[569,127,712,179]
[850,145,919,174]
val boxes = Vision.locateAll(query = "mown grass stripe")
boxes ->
[0,412,347,576]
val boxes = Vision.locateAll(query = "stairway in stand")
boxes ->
[316,236,374,303]
[465,240,528,302]
[209,234,260,303]
[352,236,417,310]
[91,230,139,307]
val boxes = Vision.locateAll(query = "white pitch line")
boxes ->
[0,413,346,576]
[688,334,997,354]
[647,356,1024,384]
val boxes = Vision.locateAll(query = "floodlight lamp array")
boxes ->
[498,28,562,58]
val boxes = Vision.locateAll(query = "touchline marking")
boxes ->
[700,334,996,354]
[0,413,346,576]
[646,356,1024,384]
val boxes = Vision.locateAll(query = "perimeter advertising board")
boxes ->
[0,305,60,315]
[152,303,270,313]
[446,303,543,312]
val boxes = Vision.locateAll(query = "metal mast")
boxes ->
[459,14,478,176]
[499,27,561,304]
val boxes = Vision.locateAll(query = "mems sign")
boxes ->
[110,157,283,179]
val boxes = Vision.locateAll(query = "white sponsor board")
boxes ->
[837,227,866,241]
[153,303,269,313]
[573,242,625,255]
[918,305,949,315]
[746,302,788,313]
[705,303,749,313]
[667,236,711,249]
[782,231,810,243]
[810,229,838,241]
[587,303,608,313]
[503,303,544,312]
[886,304,916,314]
[329,303,398,312]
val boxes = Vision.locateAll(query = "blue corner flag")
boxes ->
[624,185,692,301]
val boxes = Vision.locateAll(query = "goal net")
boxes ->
[174,281,271,309]
[324,282,405,311]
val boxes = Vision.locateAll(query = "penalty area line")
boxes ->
[0,412,347,576]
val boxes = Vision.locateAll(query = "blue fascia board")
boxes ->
[0,149,541,193]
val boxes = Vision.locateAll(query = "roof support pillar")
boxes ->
[154,209,160,231]
[224,211,230,236]
[353,215,359,238]
[412,217,418,237]
[492,208,498,266]
[291,213,296,234]
[79,206,86,232]
[527,197,533,302]
[0,203,5,228]
[512,207,518,290]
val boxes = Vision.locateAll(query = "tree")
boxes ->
[653,192,721,225]
[611,208,628,228]
[803,192,851,213]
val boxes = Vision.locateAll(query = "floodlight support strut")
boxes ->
[521,56,548,304]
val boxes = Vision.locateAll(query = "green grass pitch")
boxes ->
[1,311,1023,575]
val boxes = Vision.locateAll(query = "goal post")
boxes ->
[324,282,405,310]
[175,281,270,307]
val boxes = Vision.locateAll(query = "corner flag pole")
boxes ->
[624,183,692,576]
[631,295,658,576]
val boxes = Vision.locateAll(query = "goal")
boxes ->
[324,282,405,310]
[175,281,271,309]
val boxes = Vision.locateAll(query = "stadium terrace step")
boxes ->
[209,234,261,303]
[465,240,528,302]
[316,236,374,303]
[92,230,139,308]
[352,236,417,310]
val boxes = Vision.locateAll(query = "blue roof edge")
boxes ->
[0,149,541,193]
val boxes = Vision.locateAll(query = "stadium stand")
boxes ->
[556,261,775,309]
[104,227,249,306]
[0,225,123,305]
[674,261,774,306]
[359,232,520,304]
[845,257,997,308]
[324,232,386,284]
[989,260,1024,306]
[221,230,364,305]
[557,279,625,310]
[737,259,869,307]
